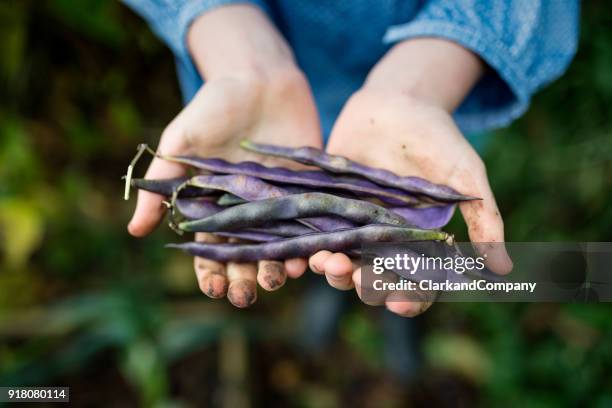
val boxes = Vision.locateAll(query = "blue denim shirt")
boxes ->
[123,0,579,140]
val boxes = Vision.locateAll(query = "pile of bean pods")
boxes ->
[125,141,475,262]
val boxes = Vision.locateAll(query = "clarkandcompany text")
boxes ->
[373,279,538,293]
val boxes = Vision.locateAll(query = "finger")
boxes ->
[257,260,287,291]
[226,239,258,308]
[455,167,513,275]
[352,267,386,306]
[227,262,258,308]
[128,127,189,237]
[385,290,433,318]
[322,252,355,290]
[284,258,308,279]
[193,233,228,298]
[309,250,333,275]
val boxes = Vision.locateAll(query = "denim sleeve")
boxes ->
[122,0,269,102]
[383,1,580,133]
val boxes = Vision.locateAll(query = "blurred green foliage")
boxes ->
[0,0,611,407]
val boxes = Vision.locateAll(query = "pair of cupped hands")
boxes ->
[127,5,512,317]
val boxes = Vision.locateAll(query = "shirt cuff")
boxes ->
[383,20,530,133]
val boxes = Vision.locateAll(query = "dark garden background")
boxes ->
[1,1,611,406]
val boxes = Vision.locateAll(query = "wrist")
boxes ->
[187,4,297,81]
[364,38,484,112]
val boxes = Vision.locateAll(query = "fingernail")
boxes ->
[203,274,228,298]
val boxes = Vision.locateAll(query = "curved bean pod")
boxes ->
[179,193,409,232]
[168,225,449,262]
[240,140,477,202]
[216,195,454,230]
[188,175,354,232]
[216,192,454,230]
[202,196,453,232]
[178,200,453,233]
[158,155,420,205]
[176,198,316,237]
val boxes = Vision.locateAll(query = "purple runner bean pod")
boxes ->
[240,140,478,202]
[181,190,453,231]
[158,155,421,205]
[178,193,410,233]
[168,225,450,262]
[187,174,355,232]
[176,199,316,236]
[214,195,453,231]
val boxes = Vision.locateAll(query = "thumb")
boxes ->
[456,168,513,275]
[128,126,189,237]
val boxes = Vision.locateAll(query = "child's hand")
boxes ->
[127,5,322,307]
[309,38,513,317]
